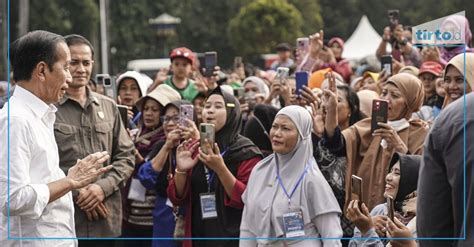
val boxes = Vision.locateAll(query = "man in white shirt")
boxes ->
[0,30,112,246]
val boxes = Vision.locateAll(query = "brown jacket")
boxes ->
[54,90,135,237]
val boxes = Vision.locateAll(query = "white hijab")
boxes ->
[241,105,341,242]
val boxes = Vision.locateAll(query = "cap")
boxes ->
[419,61,443,77]
[136,84,181,111]
[169,47,194,65]
[275,43,292,52]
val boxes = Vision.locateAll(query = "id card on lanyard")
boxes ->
[275,158,311,237]
[199,147,228,220]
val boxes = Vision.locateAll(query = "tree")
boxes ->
[288,0,324,36]
[228,0,303,59]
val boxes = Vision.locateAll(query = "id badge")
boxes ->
[199,193,217,219]
[127,178,146,202]
[282,210,305,238]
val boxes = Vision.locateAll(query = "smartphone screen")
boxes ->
[381,55,393,76]
[234,56,243,68]
[179,105,194,127]
[204,52,217,77]
[117,104,129,129]
[371,99,389,133]
[351,175,363,207]
[296,37,309,54]
[199,123,215,154]
[386,195,395,221]
[295,72,309,96]
[275,67,289,84]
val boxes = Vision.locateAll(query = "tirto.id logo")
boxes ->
[413,11,466,45]
[415,29,462,42]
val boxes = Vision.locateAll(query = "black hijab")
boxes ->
[243,104,279,156]
[389,153,421,203]
[209,87,262,164]
[189,87,262,242]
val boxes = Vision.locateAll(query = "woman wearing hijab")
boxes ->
[347,153,420,247]
[138,100,198,247]
[121,84,181,244]
[116,71,153,124]
[243,104,279,157]
[328,37,352,83]
[240,105,342,246]
[442,53,474,108]
[439,15,474,65]
[322,73,428,212]
[167,87,263,247]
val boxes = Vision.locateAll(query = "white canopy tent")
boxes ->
[342,15,382,61]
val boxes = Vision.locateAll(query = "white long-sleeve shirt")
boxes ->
[0,86,77,246]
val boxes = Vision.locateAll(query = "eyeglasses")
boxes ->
[161,115,180,123]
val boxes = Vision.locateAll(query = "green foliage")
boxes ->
[288,0,324,36]
[228,0,303,58]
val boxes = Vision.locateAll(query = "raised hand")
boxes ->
[175,139,200,172]
[309,30,324,58]
[198,141,225,173]
[387,217,417,247]
[346,200,374,236]
[67,151,112,190]
[372,122,408,154]
[164,128,183,150]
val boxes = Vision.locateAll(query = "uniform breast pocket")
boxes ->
[54,123,81,169]
[94,121,114,151]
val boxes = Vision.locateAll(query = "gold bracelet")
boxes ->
[175,168,187,175]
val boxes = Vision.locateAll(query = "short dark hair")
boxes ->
[337,84,366,125]
[10,30,65,82]
[64,34,94,57]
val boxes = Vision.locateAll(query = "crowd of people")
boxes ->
[0,12,473,247]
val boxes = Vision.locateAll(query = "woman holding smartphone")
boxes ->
[321,72,428,212]
[347,153,420,247]
[240,105,342,246]
[137,100,197,247]
[167,87,262,247]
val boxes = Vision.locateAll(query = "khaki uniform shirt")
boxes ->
[54,90,135,237]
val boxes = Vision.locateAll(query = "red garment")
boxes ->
[167,156,261,247]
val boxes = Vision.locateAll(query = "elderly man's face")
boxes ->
[41,42,72,104]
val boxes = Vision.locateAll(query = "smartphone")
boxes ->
[275,67,289,85]
[295,72,309,96]
[179,105,194,127]
[96,74,116,99]
[233,88,245,102]
[388,9,400,31]
[199,123,215,154]
[371,99,389,133]
[381,55,393,76]
[117,104,129,129]
[296,37,309,54]
[351,175,363,208]
[234,56,243,69]
[204,51,217,77]
[386,195,395,221]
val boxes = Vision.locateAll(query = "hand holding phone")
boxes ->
[117,104,130,129]
[386,195,395,222]
[295,72,309,97]
[351,175,363,208]
[204,52,217,77]
[199,123,215,154]
[179,105,194,127]
[381,55,393,76]
[296,37,309,55]
[371,99,389,133]
[275,67,289,85]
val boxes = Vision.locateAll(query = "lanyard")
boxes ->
[275,157,311,208]
[203,147,229,192]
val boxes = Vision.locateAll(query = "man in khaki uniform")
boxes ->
[54,34,134,246]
